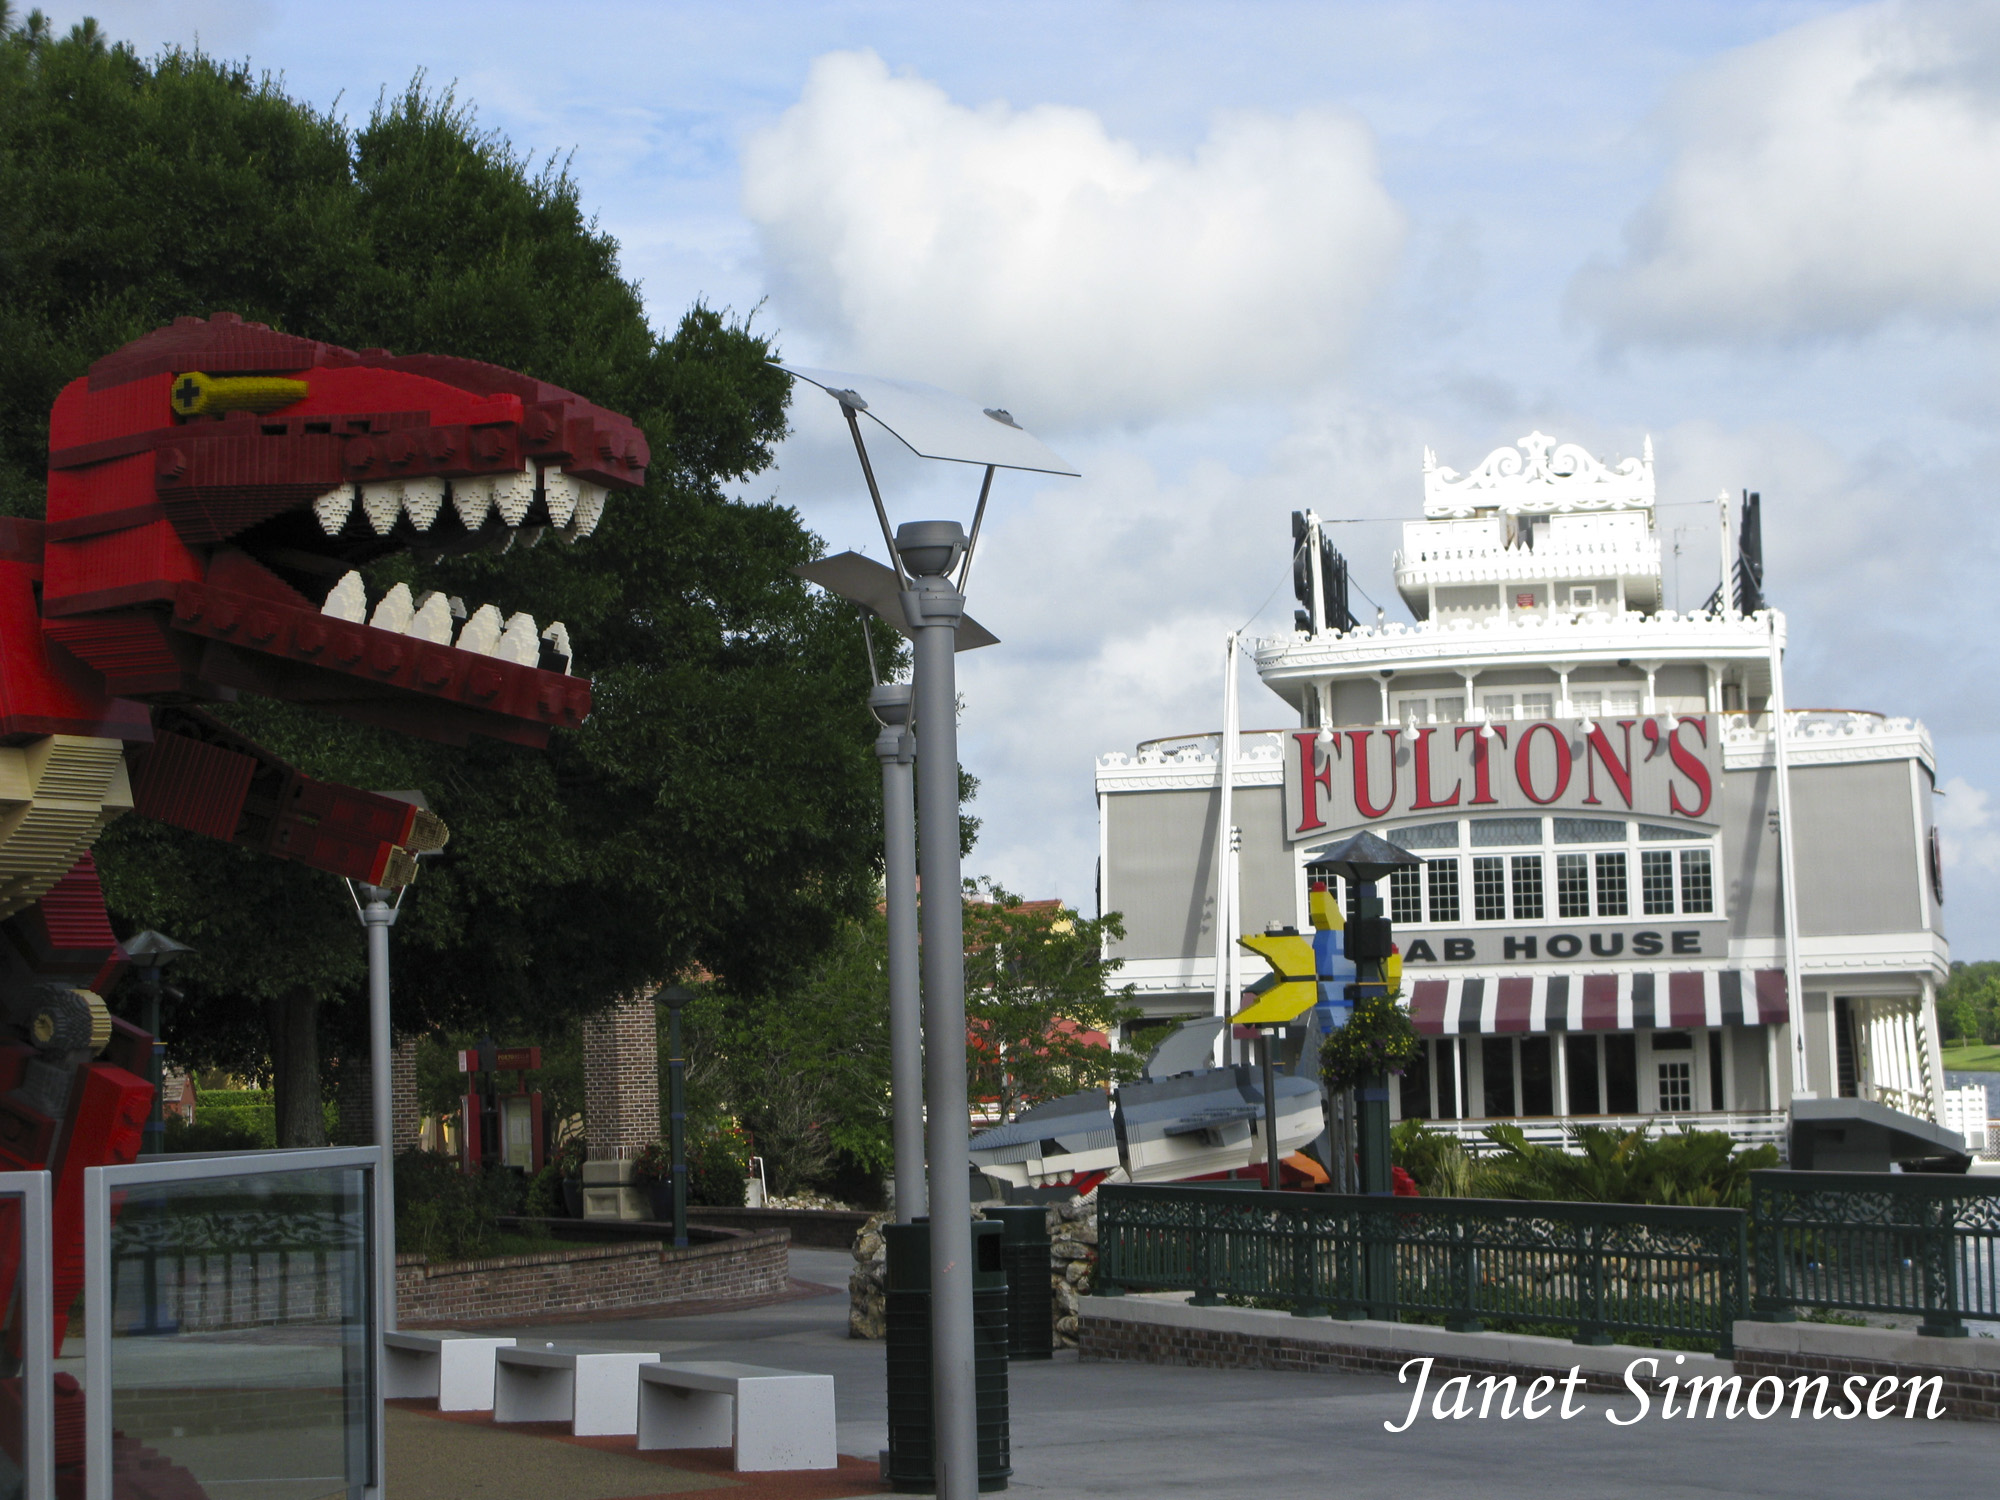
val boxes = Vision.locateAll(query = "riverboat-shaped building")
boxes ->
[1096,433,1950,1152]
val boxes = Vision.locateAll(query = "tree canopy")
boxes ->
[0,14,898,1137]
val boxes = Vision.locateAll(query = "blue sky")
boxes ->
[50,1,2000,953]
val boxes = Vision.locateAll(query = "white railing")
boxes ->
[1410,1110,1790,1155]
[1255,607,1782,669]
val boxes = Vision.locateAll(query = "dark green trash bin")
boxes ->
[983,1206,1053,1360]
[885,1219,1011,1493]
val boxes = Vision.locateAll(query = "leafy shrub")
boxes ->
[1391,1119,1472,1197]
[630,1140,670,1187]
[520,1163,565,1220]
[1320,995,1422,1090]
[393,1149,521,1261]
[689,1122,748,1207]
[164,1114,266,1153]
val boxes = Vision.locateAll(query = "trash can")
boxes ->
[983,1206,1053,1360]
[885,1219,1011,1493]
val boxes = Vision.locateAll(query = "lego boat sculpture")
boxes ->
[968,1017,1325,1194]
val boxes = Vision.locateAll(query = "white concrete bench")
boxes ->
[492,1343,661,1436]
[636,1360,837,1472]
[382,1333,516,1411]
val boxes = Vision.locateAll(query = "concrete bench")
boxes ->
[636,1360,837,1472]
[382,1333,516,1411]
[492,1343,661,1436]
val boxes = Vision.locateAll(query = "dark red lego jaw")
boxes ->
[33,312,648,749]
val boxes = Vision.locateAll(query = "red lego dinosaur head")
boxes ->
[33,313,650,747]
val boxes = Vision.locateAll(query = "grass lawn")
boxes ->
[1942,1042,2000,1071]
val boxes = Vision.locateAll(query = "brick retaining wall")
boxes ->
[1077,1295,1718,1395]
[1079,1296,2000,1423]
[397,1226,788,1326]
[1731,1321,2000,1423]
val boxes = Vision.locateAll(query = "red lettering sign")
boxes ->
[1410,727,1461,810]
[1456,723,1507,805]
[1582,721,1635,808]
[1346,728,1400,819]
[1667,716,1713,818]
[1293,730,1333,834]
[1514,720,1571,804]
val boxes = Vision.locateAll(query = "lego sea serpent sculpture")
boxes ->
[0,313,648,1490]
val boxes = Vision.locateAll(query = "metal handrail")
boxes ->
[1750,1170,2000,1337]
[1096,1182,1748,1354]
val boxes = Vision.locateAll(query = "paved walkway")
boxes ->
[394,1246,2000,1500]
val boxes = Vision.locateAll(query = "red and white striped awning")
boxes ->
[1407,970,1788,1036]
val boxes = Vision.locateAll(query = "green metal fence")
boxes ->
[1096,1184,1749,1355]
[1750,1170,2000,1337]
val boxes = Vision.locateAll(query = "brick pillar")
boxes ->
[391,1034,421,1151]
[581,988,660,1219]
[334,1035,425,1150]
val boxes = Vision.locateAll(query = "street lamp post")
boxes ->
[870,680,927,1223]
[660,986,693,1248]
[1306,832,1420,1197]
[779,364,1076,1500]
[354,882,400,1332]
[345,789,442,1336]
[122,930,192,1155]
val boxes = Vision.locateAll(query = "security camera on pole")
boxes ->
[782,364,1075,1500]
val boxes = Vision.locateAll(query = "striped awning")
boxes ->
[1407,970,1788,1037]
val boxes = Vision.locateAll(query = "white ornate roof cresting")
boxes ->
[1423,430,1654,518]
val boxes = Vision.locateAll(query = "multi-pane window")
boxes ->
[1427,859,1460,923]
[1472,856,1506,921]
[1511,855,1543,919]
[1594,852,1628,916]
[1520,692,1553,719]
[1657,1062,1693,1113]
[1355,817,1718,926]
[1641,850,1675,916]
[1390,864,1423,924]
[1481,693,1514,720]
[1556,853,1591,918]
[1680,849,1713,914]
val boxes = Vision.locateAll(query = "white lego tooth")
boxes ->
[453,476,495,530]
[496,611,539,666]
[369,581,414,633]
[572,483,607,540]
[455,603,504,656]
[361,480,403,536]
[407,591,453,644]
[313,486,354,537]
[323,571,367,623]
[493,461,535,526]
[542,465,578,527]
[402,476,446,532]
[541,622,573,675]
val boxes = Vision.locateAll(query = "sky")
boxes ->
[46,0,2000,954]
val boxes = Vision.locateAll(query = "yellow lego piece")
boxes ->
[170,370,310,418]
[1307,884,1343,931]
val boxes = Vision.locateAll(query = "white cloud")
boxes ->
[742,50,1405,427]
[1938,775,2000,873]
[1571,1,2000,344]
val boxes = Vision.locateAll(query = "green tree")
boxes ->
[1939,961,2000,1045]
[962,882,1142,1125]
[1,17,900,1140]
[681,912,895,1197]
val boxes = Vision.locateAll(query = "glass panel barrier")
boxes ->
[0,1171,53,1500]
[85,1149,379,1500]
